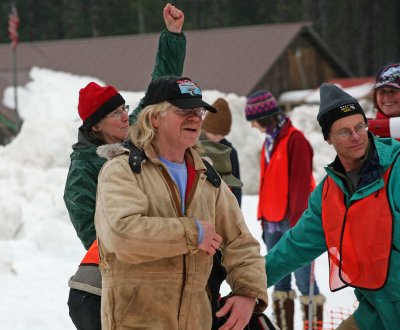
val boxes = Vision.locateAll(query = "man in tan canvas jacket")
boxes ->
[94,76,268,330]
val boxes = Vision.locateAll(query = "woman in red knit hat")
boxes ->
[63,3,186,330]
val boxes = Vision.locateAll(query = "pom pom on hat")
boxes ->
[202,98,232,136]
[244,90,281,121]
[317,83,367,140]
[78,82,125,131]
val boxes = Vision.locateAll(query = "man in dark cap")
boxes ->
[265,83,400,330]
[95,76,268,330]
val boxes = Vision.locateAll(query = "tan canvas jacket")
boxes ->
[95,143,268,330]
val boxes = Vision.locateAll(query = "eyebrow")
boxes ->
[336,122,365,131]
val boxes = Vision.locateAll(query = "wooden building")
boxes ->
[0,22,352,143]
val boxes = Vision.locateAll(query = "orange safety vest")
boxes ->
[258,127,315,221]
[321,168,393,291]
[80,239,100,265]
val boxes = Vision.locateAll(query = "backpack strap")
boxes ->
[122,140,221,186]
[202,159,221,188]
[122,140,146,174]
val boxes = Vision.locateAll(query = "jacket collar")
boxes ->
[328,133,384,190]
[144,144,207,172]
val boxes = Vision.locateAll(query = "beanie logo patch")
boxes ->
[177,79,202,96]
[340,104,356,113]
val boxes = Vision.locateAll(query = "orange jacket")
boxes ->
[258,124,314,223]
[81,239,100,265]
[321,168,393,291]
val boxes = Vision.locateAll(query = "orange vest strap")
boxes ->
[81,239,100,265]
[321,168,393,290]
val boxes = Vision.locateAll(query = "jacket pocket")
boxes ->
[102,283,140,330]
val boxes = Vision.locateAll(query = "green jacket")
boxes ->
[63,29,186,250]
[265,135,400,330]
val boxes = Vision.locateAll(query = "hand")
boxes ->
[216,296,256,330]
[163,3,184,33]
[197,221,222,256]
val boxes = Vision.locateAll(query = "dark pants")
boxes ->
[68,289,101,330]
[208,250,227,330]
[262,220,320,295]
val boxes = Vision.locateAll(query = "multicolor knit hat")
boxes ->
[244,90,281,121]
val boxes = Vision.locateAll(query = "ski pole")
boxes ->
[307,260,315,330]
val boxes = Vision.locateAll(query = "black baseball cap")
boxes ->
[142,76,217,113]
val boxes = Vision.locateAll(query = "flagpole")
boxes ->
[12,45,19,119]
[9,0,21,128]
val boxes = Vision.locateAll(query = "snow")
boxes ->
[0,67,373,329]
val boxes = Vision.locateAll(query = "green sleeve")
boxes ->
[63,156,105,250]
[129,29,186,125]
[265,184,328,287]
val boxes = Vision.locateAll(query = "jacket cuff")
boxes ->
[163,28,185,38]
[232,288,268,313]
[179,217,199,254]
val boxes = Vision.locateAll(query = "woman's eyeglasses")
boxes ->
[106,105,130,119]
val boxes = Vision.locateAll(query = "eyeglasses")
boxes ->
[332,123,368,140]
[173,107,206,117]
[106,105,130,119]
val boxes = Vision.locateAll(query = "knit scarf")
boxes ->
[263,114,287,166]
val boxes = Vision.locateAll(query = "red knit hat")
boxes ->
[78,82,125,130]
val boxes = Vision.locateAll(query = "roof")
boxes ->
[279,77,375,105]
[0,22,350,98]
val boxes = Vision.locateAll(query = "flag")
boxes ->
[8,4,20,49]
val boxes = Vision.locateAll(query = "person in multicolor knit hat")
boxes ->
[245,90,325,330]
[368,63,400,140]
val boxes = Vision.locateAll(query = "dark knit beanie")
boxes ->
[202,98,232,136]
[317,83,367,140]
[244,90,281,121]
[78,82,125,131]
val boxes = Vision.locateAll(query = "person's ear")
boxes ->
[92,126,101,133]
[151,113,159,128]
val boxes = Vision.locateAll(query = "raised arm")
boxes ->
[130,3,186,124]
[163,3,184,33]
[151,2,186,80]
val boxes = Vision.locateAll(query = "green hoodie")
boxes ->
[64,29,186,250]
[265,135,400,330]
